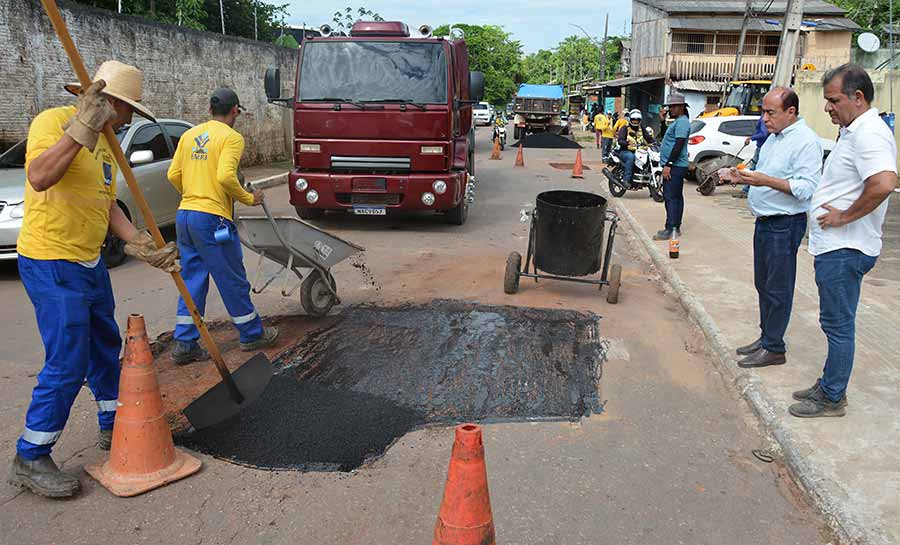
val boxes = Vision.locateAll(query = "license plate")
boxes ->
[353,206,387,216]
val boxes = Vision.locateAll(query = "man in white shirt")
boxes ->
[789,64,898,418]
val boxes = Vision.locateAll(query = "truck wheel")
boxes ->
[504,252,521,294]
[295,206,325,220]
[606,264,622,304]
[445,197,468,225]
[300,270,336,317]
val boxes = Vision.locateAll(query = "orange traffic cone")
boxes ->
[571,149,584,179]
[85,314,201,497]
[514,144,524,168]
[433,424,495,545]
[489,137,501,160]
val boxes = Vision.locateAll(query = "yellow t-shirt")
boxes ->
[17,106,117,262]
[613,118,629,136]
[167,120,254,221]
[593,113,607,131]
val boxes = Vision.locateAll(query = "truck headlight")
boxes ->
[294,178,308,191]
[421,192,435,206]
[432,180,447,194]
[306,189,319,204]
[8,202,24,219]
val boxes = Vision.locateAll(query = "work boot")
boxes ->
[788,386,847,418]
[173,341,210,365]
[98,428,113,451]
[240,326,280,352]
[737,348,786,368]
[8,454,81,498]
[653,228,673,241]
[736,338,762,356]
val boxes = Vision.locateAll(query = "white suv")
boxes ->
[472,102,492,126]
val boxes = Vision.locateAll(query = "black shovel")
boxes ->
[40,0,272,430]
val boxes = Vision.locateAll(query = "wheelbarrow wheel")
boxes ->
[301,270,337,317]
[606,263,622,304]
[504,252,522,294]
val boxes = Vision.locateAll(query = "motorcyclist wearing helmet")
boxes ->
[616,109,655,186]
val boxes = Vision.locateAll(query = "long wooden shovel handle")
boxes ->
[39,0,244,403]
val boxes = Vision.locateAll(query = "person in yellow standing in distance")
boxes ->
[595,109,616,162]
[592,109,607,150]
[613,110,630,137]
[167,87,278,365]
[10,60,180,499]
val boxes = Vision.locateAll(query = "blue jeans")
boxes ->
[753,214,807,353]
[815,248,877,401]
[174,210,264,344]
[663,166,687,230]
[601,138,613,160]
[16,256,121,460]
[620,150,636,183]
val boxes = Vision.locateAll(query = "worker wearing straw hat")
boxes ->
[11,60,179,498]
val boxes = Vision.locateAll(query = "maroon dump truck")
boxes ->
[265,22,485,225]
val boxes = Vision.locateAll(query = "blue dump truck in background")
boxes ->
[512,84,567,140]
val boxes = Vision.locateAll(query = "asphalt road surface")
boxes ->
[0,126,830,544]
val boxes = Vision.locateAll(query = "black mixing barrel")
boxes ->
[533,190,607,277]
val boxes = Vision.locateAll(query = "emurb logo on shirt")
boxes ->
[192,132,210,161]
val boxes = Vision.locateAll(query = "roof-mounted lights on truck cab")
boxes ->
[319,24,333,37]
[418,25,433,37]
[350,21,410,37]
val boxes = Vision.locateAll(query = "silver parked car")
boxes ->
[0,118,192,267]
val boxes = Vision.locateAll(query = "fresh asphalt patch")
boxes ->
[177,300,606,471]
[513,132,582,149]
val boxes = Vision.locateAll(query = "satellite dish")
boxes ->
[858,32,881,53]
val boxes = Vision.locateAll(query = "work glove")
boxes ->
[65,80,117,152]
[124,230,181,273]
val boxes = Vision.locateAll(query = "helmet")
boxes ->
[629,110,643,122]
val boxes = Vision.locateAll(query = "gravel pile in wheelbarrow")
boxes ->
[177,301,606,471]
[513,132,582,149]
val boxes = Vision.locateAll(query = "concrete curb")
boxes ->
[610,197,890,545]
[248,172,288,190]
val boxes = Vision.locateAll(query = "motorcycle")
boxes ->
[491,119,507,150]
[602,144,665,203]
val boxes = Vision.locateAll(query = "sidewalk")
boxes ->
[608,179,900,544]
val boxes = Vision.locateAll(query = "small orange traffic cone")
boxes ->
[571,149,584,179]
[489,137,501,160]
[433,424,495,545]
[85,314,201,497]
[514,144,524,168]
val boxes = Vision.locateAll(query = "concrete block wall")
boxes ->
[0,0,298,164]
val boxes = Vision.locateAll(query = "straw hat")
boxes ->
[64,60,156,121]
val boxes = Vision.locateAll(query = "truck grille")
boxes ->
[337,193,402,206]
[331,156,411,172]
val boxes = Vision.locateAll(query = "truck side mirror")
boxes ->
[469,71,485,102]
[265,68,281,101]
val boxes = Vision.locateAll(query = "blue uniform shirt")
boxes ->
[659,114,690,167]
[748,118,822,217]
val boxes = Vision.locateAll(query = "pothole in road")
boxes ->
[177,301,606,472]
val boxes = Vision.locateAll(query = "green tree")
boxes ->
[832,0,899,32]
[332,6,383,33]
[433,24,523,105]
[521,36,622,87]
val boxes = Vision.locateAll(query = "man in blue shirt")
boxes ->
[731,87,822,368]
[654,92,691,240]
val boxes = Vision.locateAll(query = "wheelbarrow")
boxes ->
[236,202,364,316]
[504,190,622,304]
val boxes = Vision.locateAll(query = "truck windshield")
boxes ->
[298,41,449,104]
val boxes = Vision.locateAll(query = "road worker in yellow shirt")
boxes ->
[10,60,179,499]
[167,87,278,364]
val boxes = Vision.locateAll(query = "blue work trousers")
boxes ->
[815,248,877,401]
[620,150,636,183]
[16,256,121,460]
[174,210,263,344]
[753,213,807,353]
[601,138,613,161]
[663,166,687,230]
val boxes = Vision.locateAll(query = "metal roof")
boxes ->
[583,76,664,91]
[638,0,847,16]
[668,16,859,31]
[672,80,724,93]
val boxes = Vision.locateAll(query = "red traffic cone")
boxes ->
[571,149,584,179]
[514,144,524,168]
[85,314,202,497]
[489,137,501,160]
[433,424,495,545]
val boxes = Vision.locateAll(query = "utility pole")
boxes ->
[771,0,804,87]
[219,0,225,34]
[732,0,753,81]
[254,1,258,40]
[600,13,609,81]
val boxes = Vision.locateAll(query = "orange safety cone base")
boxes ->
[489,138,501,160]
[85,449,201,498]
[514,145,524,168]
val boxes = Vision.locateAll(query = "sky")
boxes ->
[282,0,632,54]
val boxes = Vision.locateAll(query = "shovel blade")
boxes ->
[183,353,273,430]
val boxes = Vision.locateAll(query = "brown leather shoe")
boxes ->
[737,348,786,368]
[736,338,762,356]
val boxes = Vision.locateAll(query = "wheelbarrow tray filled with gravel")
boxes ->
[236,204,364,316]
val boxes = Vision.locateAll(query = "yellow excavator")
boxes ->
[700,80,771,118]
